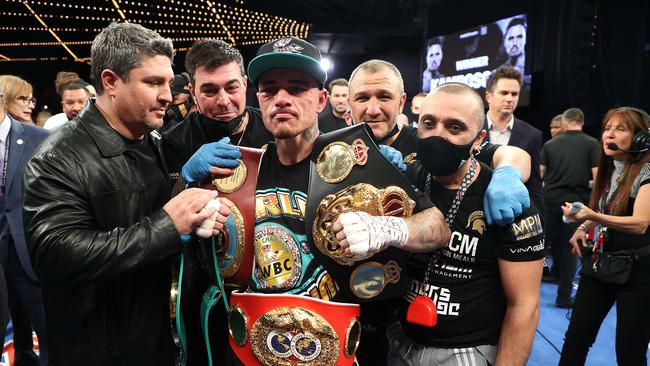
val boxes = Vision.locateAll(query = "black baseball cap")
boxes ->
[247,37,327,89]
[170,72,191,96]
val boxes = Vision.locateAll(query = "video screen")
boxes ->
[421,14,531,105]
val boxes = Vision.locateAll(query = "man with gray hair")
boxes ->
[388,83,544,366]
[22,23,231,365]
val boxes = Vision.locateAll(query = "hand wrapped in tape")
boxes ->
[195,199,230,238]
[333,211,409,257]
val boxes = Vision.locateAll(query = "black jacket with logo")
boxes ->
[23,101,180,365]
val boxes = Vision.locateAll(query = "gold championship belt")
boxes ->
[305,124,423,302]
[228,291,361,366]
[198,146,264,285]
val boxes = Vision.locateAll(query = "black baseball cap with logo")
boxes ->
[170,72,191,97]
[247,37,327,89]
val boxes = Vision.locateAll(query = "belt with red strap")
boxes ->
[228,291,361,366]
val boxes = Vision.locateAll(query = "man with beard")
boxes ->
[383,83,543,366]
[22,23,231,365]
[318,78,351,133]
[501,17,526,72]
[346,59,535,365]
[422,38,444,93]
[247,36,450,362]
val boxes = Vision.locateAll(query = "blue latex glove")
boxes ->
[483,165,530,226]
[379,145,407,172]
[182,137,242,183]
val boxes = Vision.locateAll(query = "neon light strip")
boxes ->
[21,0,80,61]
[111,0,128,21]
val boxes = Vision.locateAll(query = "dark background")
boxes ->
[1,0,649,141]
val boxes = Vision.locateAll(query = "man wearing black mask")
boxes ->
[388,83,544,366]
[162,40,273,185]
[161,73,195,132]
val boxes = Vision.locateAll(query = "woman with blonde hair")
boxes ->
[0,75,36,123]
[559,107,650,365]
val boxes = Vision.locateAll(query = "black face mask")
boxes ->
[198,110,247,136]
[416,133,479,176]
[164,99,192,124]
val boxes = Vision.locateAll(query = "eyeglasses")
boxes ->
[16,96,37,106]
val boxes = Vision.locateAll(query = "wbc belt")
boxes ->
[228,291,361,366]
[305,124,423,302]
[198,146,263,285]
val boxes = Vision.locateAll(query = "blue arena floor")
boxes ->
[3,262,649,365]
[528,260,650,365]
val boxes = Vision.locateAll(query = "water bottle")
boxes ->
[562,202,585,223]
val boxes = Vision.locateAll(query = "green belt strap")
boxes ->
[199,236,231,366]
[175,252,188,366]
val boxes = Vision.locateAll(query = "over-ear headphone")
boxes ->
[617,107,650,153]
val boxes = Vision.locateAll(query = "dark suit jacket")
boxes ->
[483,117,544,213]
[2,117,49,281]
[0,262,7,334]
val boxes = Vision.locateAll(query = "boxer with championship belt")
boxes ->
[305,123,429,302]
[204,37,451,365]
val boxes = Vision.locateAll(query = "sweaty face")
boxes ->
[112,54,174,132]
[61,88,89,120]
[426,44,443,72]
[505,24,526,57]
[191,62,247,122]
[417,91,483,151]
[349,68,406,141]
[329,85,349,114]
[486,78,520,117]
[257,68,327,140]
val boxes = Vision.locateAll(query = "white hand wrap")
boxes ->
[339,211,409,257]
[196,199,221,238]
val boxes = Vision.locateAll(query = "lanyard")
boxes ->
[423,157,477,284]
[1,132,10,195]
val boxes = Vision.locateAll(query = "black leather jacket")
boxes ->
[23,101,181,365]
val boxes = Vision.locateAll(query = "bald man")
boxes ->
[388,83,544,366]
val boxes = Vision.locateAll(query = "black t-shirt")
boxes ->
[475,140,499,166]
[398,163,544,347]
[541,131,600,211]
[318,111,348,133]
[390,125,419,161]
[162,106,273,185]
[250,143,341,301]
[122,134,170,211]
[318,111,348,134]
